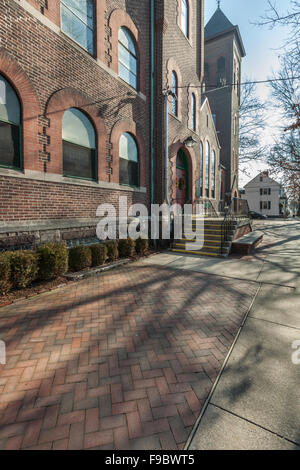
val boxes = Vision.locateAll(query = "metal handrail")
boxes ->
[220,198,250,254]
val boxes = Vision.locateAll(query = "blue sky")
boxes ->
[204,0,291,186]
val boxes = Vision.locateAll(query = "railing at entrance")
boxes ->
[221,198,250,255]
[194,199,218,218]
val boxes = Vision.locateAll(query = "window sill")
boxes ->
[169,112,182,123]
[60,30,95,59]
[0,168,147,193]
[177,26,193,48]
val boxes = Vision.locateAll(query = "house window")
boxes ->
[119,132,139,187]
[268,201,271,210]
[0,75,21,170]
[216,57,226,87]
[171,71,178,116]
[61,0,95,55]
[181,0,189,38]
[191,93,196,131]
[205,141,210,198]
[211,150,216,198]
[118,27,138,90]
[62,108,97,180]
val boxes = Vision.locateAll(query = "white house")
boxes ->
[241,171,287,217]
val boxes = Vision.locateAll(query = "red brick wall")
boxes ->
[0,0,150,222]
[154,0,221,207]
[0,176,147,221]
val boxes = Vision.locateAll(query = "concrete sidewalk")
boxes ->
[186,219,300,450]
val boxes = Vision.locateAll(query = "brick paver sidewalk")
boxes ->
[0,263,258,450]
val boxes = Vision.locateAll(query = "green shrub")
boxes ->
[37,243,68,281]
[135,238,149,256]
[9,251,39,289]
[105,241,119,262]
[90,244,108,267]
[0,252,12,295]
[118,238,135,258]
[68,245,92,272]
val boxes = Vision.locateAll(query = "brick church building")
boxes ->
[0,1,245,249]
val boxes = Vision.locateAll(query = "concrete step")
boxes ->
[174,243,221,253]
[171,249,219,257]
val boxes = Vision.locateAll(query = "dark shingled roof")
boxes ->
[205,7,234,39]
[205,7,246,57]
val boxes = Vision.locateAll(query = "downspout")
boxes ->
[150,0,156,247]
[150,0,155,206]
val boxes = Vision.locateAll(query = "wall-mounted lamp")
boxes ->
[183,136,198,148]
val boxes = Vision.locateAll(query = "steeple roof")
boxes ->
[205,7,234,39]
[205,7,246,57]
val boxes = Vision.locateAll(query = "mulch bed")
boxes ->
[0,249,162,308]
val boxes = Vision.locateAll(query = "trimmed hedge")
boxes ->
[105,241,119,262]
[90,244,108,267]
[0,252,12,295]
[118,238,135,258]
[135,238,149,255]
[9,251,39,289]
[68,245,92,272]
[37,243,68,281]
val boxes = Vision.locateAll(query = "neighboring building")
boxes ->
[241,171,287,217]
[154,0,221,212]
[0,1,244,250]
[204,5,246,202]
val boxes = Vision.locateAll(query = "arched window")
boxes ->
[181,0,189,38]
[62,108,97,180]
[61,0,95,55]
[199,141,203,197]
[171,71,178,116]
[211,150,216,198]
[217,57,226,87]
[118,27,138,90]
[205,141,210,198]
[0,74,21,169]
[119,132,139,187]
[191,93,196,132]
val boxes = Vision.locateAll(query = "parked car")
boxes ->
[249,211,268,220]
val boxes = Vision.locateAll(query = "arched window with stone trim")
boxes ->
[191,93,196,132]
[0,74,21,170]
[181,0,189,38]
[118,27,138,90]
[199,141,203,198]
[171,71,178,116]
[211,150,216,198]
[119,132,139,187]
[205,141,210,198]
[62,108,97,180]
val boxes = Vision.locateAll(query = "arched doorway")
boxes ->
[176,148,190,207]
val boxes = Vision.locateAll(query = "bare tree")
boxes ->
[256,0,300,60]
[239,80,267,163]
[256,1,300,206]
